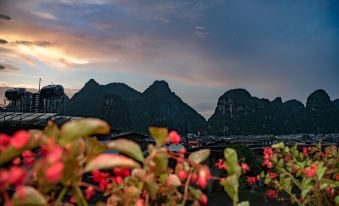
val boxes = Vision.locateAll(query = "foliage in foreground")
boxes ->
[0,118,249,206]
[260,142,339,206]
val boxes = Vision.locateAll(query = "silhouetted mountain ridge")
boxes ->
[65,79,206,133]
[207,89,339,135]
[63,80,339,134]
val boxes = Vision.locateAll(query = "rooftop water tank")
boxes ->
[40,85,64,98]
[5,88,26,100]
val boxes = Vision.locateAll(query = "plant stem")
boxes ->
[181,169,192,206]
[55,187,68,205]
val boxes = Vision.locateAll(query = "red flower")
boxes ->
[0,134,10,150]
[46,146,63,164]
[302,147,309,157]
[262,160,272,168]
[179,148,186,154]
[200,194,208,205]
[12,157,21,165]
[169,131,181,144]
[215,159,227,170]
[99,179,107,190]
[8,167,26,185]
[189,173,197,183]
[267,189,277,199]
[247,176,257,185]
[45,162,64,183]
[121,168,130,177]
[302,163,317,177]
[113,176,123,185]
[10,130,30,149]
[299,197,305,203]
[136,198,145,206]
[85,186,96,200]
[284,155,291,162]
[92,170,109,183]
[197,166,210,188]
[268,171,278,179]
[241,163,250,172]
[16,185,25,200]
[178,170,187,180]
[22,150,35,165]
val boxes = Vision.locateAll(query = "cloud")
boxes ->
[13,40,55,47]
[194,25,213,38]
[32,11,58,20]
[0,64,20,73]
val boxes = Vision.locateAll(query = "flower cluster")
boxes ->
[0,120,248,206]
[261,143,338,206]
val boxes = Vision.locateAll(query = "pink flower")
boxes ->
[200,194,208,205]
[179,148,186,154]
[22,150,35,165]
[45,162,64,183]
[0,134,10,150]
[268,171,278,179]
[247,176,257,185]
[215,159,227,170]
[262,160,272,168]
[197,166,210,188]
[136,198,145,206]
[46,146,63,163]
[12,157,21,165]
[284,155,291,162]
[169,131,181,144]
[113,176,123,185]
[85,186,96,200]
[178,170,187,180]
[10,130,30,149]
[16,185,25,200]
[302,163,317,177]
[267,189,277,199]
[241,163,250,172]
[302,147,309,157]
[8,167,26,185]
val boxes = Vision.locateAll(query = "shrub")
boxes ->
[0,118,249,206]
[260,142,339,206]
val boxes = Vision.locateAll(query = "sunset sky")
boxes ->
[0,0,338,118]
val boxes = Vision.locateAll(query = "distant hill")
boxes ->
[1,81,338,135]
[64,79,206,133]
[207,89,339,135]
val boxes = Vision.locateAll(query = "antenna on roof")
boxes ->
[38,78,41,92]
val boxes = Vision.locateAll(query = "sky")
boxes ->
[0,0,338,119]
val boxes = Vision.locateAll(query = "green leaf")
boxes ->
[152,152,169,174]
[149,127,168,146]
[12,186,47,206]
[167,174,181,187]
[189,187,203,200]
[145,176,159,200]
[272,142,285,149]
[335,195,339,205]
[86,138,108,160]
[301,185,312,198]
[222,174,239,204]
[107,138,144,162]
[224,148,241,177]
[316,164,326,181]
[237,201,250,206]
[224,148,238,165]
[43,121,59,138]
[84,154,140,172]
[189,149,210,164]
[60,118,109,145]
